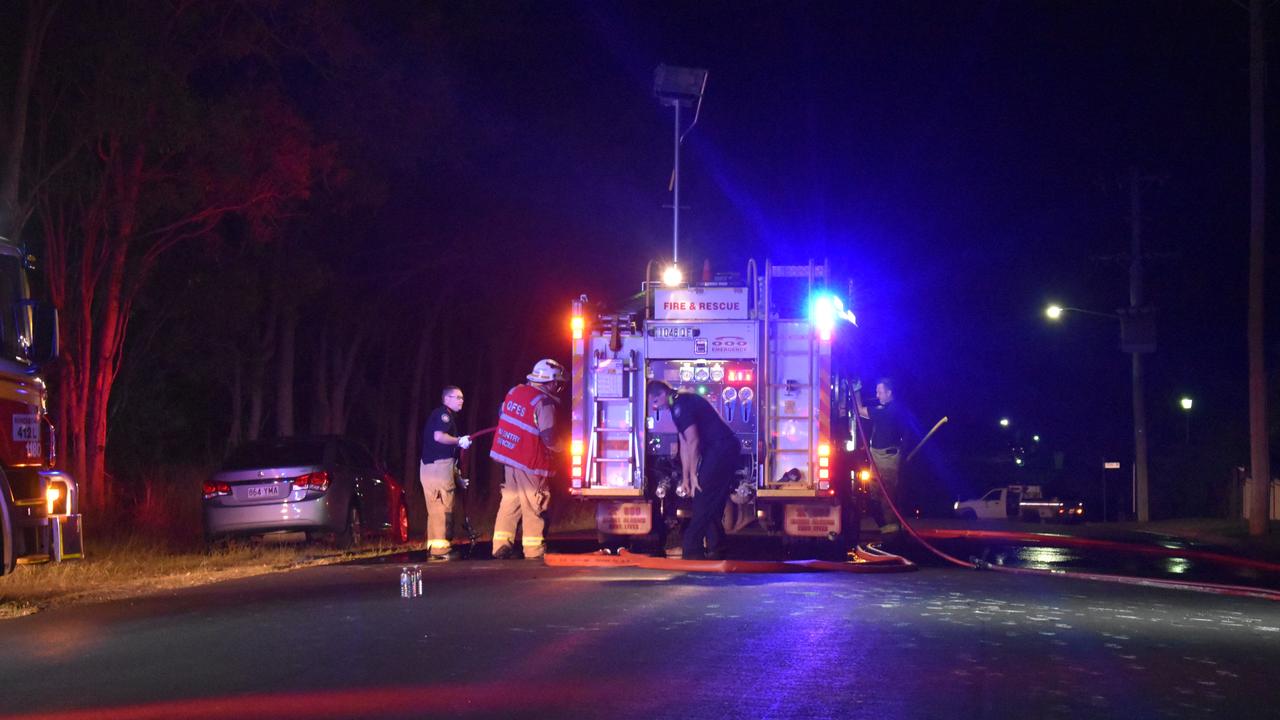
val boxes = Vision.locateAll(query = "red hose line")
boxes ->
[985,563,1280,602]
[915,527,1280,575]
[458,425,497,477]
[853,412,974,569]
[850,412,1280,600]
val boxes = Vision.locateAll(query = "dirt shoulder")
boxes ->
[0,536,410,620]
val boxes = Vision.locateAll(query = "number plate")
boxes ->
[246,484,284,500]
[12,414,38,442]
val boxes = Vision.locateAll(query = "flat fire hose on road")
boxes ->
[855,413,1280,601]
[542,547,915,573]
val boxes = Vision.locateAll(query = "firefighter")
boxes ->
[489,359,564,559]
[647,379,739,560]
[854,377,909,535]
[421,386,469,561]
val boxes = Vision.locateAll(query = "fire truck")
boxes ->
[0,236,82,575]
[568,259,865,552]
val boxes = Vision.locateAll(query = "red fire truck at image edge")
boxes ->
[568,259,868,551]
[0,235,83,576]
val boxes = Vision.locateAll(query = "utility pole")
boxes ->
[1247,0,1271,536]
[1126,168,1156,522]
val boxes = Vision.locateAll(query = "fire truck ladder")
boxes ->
[585,350,643,497]
[760,260,826,497]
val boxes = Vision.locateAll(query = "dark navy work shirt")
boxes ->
[869,401,908,450]
[671,392,737,449]
[421,405,460,463]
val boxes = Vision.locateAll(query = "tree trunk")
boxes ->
[311,330,331,434]
[0,0,55,240]
[276,305,297,437]
[329,330,363,435]
[403,317,434,487]
[227,358,243,451]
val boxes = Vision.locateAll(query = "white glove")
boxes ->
[457,435,472,450]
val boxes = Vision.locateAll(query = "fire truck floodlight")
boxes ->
[662,264,683,287]
[571,316,584,339]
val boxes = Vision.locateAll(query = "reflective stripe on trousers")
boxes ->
[420,459,456,555]
[492,465,550,558]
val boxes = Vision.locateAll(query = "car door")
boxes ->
[344,439,388,529]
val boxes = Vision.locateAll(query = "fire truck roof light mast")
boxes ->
[654,64,708,267]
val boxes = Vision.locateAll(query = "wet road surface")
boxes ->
[3,547,1280,719]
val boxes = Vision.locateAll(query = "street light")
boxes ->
[1043,300,1154,522]
[999,417,1010,427]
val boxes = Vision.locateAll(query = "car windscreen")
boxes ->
[222,439,328,470]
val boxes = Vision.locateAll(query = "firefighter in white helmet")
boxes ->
[489,358,565,559]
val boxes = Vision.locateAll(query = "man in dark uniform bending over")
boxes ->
[647,379,740,560]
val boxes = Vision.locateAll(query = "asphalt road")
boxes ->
[3,548,1280,720]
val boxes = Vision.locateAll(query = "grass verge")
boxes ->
[0,534,408,620]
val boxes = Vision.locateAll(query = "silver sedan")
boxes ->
[203,436,409,547]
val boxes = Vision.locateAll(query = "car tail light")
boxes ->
[203,480,231,499]
[293,471,330,492]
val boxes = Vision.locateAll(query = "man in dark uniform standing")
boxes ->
[647,379,739,560]
[854,377,910,535]
[420,385,469,560]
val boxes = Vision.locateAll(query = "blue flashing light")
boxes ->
[811,294,837,342]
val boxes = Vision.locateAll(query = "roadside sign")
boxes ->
[1104,461,1121,470]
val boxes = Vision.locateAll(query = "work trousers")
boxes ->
[419,459,456,556]
[682,441,738,560]
[868,446,902,529]
[492,465,549,558]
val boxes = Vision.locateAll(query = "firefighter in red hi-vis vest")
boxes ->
[490,358,565,559]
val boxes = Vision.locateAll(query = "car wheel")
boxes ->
[335,502,363,550]
[392,495,410,544]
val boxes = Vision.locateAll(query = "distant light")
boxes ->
[1045,304,1064,321]
[1032,434,1041,442]
[999,418,1010,427]
[662,264,683,287]
[1014,457,1024,466]
[1180,396,1193,411]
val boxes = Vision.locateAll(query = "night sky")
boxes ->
[92,2,1275,514]
[348,2,1275,502]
